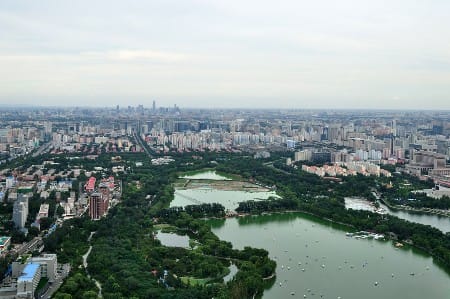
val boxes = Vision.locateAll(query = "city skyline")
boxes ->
[1,0,450,109]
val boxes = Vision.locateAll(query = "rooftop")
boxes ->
[0,236,10,246]
[18,263,40,282]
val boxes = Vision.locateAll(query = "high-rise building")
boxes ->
[295,150,312,161]
[392,119,397,136]
[13,194,28,229]
[89,193,109,220]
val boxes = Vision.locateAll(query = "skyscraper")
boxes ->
[89,193,109,220]
[391,119,397,137]
[13,194,28,229]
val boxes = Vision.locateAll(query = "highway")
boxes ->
[32,141,53,157]
[134,133,153,158]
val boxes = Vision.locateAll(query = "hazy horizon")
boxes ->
[1,0,450,109]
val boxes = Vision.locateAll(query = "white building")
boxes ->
[295,150,312,162]
[17,263,41,298]
[30,254,58,282]
[13,195,28,229]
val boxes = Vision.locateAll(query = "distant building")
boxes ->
[89,193,109,220]
[406,150,447,176]
[13,194,28,229]
[84,177,96,193]
[311,152,331,164]
[294,150,312,162]
[17,263,41,298]
[254,151,270,159]
[5,176,16,189]
[286,140,296,149]
[37,204,49,219]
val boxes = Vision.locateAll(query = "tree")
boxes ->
[39,217,52,230]
[57,205,65,217]
[54,293,73,299]
[82,291,98,299]
[28,226,40,237]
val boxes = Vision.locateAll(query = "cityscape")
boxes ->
[0,106,449,298]
[1,0,450,298]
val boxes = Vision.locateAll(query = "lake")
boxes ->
[172,171,278,210]
[172,170,450,298]
[209,213,450,299]
[379,202,450,233]
[345,196,450,233]
[171,188,278,210]
[180,170,232,180]
[155,231,190,248]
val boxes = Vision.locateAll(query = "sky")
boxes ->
[0,0,450,109]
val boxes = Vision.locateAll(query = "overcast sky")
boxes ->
[1,0,449,109]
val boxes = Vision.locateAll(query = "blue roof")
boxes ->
[18,263,40,282]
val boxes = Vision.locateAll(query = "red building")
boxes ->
[89,193,109,220]
[84,177,96,193]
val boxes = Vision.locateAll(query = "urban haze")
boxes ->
[0,1,450,299]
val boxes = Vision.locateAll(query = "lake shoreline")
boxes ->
[215,208,450,273]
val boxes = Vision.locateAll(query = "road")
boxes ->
[32,141,53,157]
[13,237,43,255]
[40,263,71,299]
[134,133,153,158]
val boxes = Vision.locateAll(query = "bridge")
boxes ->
[176,192,204,205]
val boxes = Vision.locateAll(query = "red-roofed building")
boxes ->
[84,177,96,192]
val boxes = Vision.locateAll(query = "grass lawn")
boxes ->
[180,276,211,286]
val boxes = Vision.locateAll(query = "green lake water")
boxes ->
[209,213,450,299]
[172,171,450,298]
[379,202,450,233]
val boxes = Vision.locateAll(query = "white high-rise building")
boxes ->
[295,150,312,162]
[13,195,28,229]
